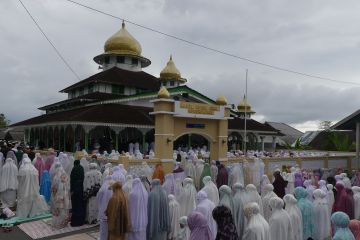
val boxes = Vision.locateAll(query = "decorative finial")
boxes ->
[170,54,172,61]
[122,20,125,28]
[158,86,170,98]
[216,95,227,105]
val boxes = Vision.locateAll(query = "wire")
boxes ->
[63,0,360,86]
[18,0,80,80]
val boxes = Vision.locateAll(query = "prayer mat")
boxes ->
[18,219,98,239]
[0,213,52,226]
[50,233,97,240]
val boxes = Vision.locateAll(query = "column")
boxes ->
[63,127,66,152]
[72,125,76,152]
[272,136,276,152]
[138,128,149,154]
[110,127,124,152]
[356,122,360,169]
[188,134,192,149]
[260,136,265,151]
[84,125,95,153]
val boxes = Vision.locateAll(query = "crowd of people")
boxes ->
[0,144,360,239]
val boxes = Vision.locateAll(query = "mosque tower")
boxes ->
[159,55,187,88]
[93,21,151,71]
[237,95,255,119]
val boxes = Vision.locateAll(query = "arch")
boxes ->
[60,127,65,151]
[118,127,143,153]
[89,126,115,153]
[65,125,74,152]
[246,132,258,150]
[48,127,53,148]
[228,131,243,151]
[75,125,85,151]
[174,133,210,151]
[54,127,59,150]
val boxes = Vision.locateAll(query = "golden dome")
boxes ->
[160,55,186,82]
[104,21,142,56]
[237,95,253,112]
[157,86,170,98]
[216,95,227,105]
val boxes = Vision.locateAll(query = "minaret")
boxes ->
[159,55,187,88]
[93,21,151,71]
[237,95,255,118]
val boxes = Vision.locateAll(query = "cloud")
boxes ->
[1,0,360,133]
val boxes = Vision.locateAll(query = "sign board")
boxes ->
[174,101,226,120]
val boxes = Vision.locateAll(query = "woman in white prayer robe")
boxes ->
[184,160,196,180]
[17,157,48,218]
[122,174,133,194]
[232,183,246,240]
[101,163,112,183]
[80,157,90,173]
[163,173,175,196]
[210,160,218,183]
[178,178,197,216]
[313,189,331,240]
[260,175,270,196]
[201,176,219,205]
[352,186,360,220]
[242,202,270,240]
[97,175,113,240]
[284,167,296,194]
[261,184,277,222]
[83,163,102,224]
[219,185,234,213]
[168,194,181,240]
[327,184,335,216]
[49,157,61,180]
[194,160,205,190]
[243,184,263,216]
[228,163,244,188]
[177,216,190,240]
[6,151,18,167]
[268,197,293,240]
[0,158,18,208]
[283,194,303,240]
[195,191,217,240]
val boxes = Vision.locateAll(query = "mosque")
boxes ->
[11,22,281,154]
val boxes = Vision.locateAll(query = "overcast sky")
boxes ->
[1,0,360,132]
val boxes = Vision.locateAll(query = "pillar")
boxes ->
[63,127,66,152]
[138,128,149,154]
[272,136,276,152]
[260,136,264,151]
[84,125,95,153]
[356,122,360,169]
[188,134,192,149]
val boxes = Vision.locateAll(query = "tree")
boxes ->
[0,113,10,129]
[319,120,332,131]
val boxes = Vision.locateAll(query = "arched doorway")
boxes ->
[60,127,65,151]
[89,126,115,153]
[228,132,243,151]
[54,127,59,150]
[48,127,53,148]
[118,127,143,153]
[75,125,85,151]
[65,125,74,152]
[247,132,258,150]
[174,133,210,152]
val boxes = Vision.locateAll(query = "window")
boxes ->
[78,87,84,96]
[170,81,175,86]
[88,84,94,94]
[112,85,124,95]
[104,56,110,64]
[117,56,125,63]
[131,58,138,65]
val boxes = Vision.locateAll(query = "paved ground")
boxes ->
[0,225,99,240]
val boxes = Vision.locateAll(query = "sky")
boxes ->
[1,0,360,132]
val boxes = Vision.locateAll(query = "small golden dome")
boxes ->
[157,86,170,98]
[216,95,227,105]
[237,95,253,112]
[104,21,142,56]
[160,55,186,82]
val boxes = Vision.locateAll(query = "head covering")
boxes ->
[331,211,355,240]
[122,174,134,194]
[195,191,217,240]
[0,158,18,208]
[333,182,354,219]
[260,175,271,195]
[184,160,196,180]
[327,183,335,215]
[187,211,212,240]
[319,179,327,192]
[112,166,125,184]
[168,194,181,240]
[313,189,331,240]
[39,170,51,203]
[6,151,18,166]
[106,182,130,238]
[212,205,238,240]
[303,179,315,202]
[163,173,175,196]
[294,171,303,187]
[201,175,219,205]
[243,184,263,215]
[178,216,190,240]
[261,184,277,222]
[97,175,114,221]
[242,202,270,240]
[283,194,303,240]
[195,160,205,189]
[272,171,288,199]
[352,186,360,220]
[146,179,170,239]
[219,185,234,213]
[216,164,228,188]
[45,151,55,171]
[232,183,245,239]
[152,164,165,184]
[199,163,211,189]
[178,178,197,216]
[80,157,89,173]
[269,197,293,240]
[350,219,360,240]
[70,160,85,226]
[128,178,148,240]
[294,186,315,240]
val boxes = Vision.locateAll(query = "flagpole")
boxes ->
[244,69,248,156]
